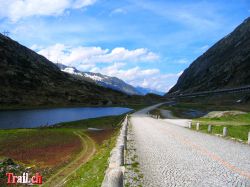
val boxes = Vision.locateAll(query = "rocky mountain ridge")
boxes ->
[56,63,164,96]
[56,63,140,95]
[168,17,250,95]
[0,34,163,108]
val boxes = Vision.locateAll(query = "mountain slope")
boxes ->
[56,63,140,95]
[0,34,135,107]
[56,63,164,96]
[168,17,250,94]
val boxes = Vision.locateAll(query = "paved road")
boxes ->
[129,105,250,187]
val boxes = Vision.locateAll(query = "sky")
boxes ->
[0,0,249,92]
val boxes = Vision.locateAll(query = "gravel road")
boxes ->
[129,105,250,187]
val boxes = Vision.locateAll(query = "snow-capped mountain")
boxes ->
[83,72,140,95]
[56,63,164,96]
[56,63,140,95]
[135,86,165,96]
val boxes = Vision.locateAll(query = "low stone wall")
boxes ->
[101,115,129,187]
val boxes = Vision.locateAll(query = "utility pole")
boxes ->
[47,51,50,60]
[3,30,10,36]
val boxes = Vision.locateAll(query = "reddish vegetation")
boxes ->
[86,129,115,145]
[0,130,82,168]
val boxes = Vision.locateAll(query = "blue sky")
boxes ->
[0,0,249,92]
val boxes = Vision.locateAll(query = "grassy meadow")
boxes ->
[153,102,250,143]
[0,104,148,186]
[0,115,124,186]
[192,113,250,141]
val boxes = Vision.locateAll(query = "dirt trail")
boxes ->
[42,131,96,187]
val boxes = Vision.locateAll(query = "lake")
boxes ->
[0,107,132,129]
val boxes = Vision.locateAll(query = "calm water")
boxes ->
[0,107,132,129]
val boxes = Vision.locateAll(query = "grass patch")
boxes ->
[159,102,250,119]
[63,130,119,187]
[148,108,163,118]
[196,113,250,125]
[131,162,139,168]
[123,104,151,111]
[0,128,81,168]
[191,113,250,141]
[0,128,82,185]
[159,102,250,142]
[191,124,250,141]
[55,115,125,129]
[159,103,207,118]
[0,115,126,186]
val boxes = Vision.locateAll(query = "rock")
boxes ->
[4,158,15,165]
[202,111,247,118]
[0,33,135,107]
[168,17,250,94]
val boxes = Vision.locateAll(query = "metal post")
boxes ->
[118,145,124,166]
[223,127,228,137]
[124,125,128,136]
[196,122,200,130]
[248,132,250,145]
[126,115,128,126]
[208,125,212,133]
[188,121,192,128]
[123,135,127,150]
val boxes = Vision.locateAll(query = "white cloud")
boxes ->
[0,0,96,22]
[36,44,159,69]
[91,63,180,92]
[34,43,175,92]
[175,58,189,64]
[110,8,127,16]
[91,63,159,81]
[72,0,96,9]
[102,47,159,63]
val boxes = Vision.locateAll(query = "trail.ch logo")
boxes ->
[6,172,42,184]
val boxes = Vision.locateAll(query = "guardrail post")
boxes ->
[126,115,128,126]
[123,135,127,150]
[124,125,128,136]
[223,127,228,137]
[188,121,192,128]
[248,132,250,145]
[208,125,212,133]
[118,145,124,166]
[107,168,123,187]
[196,122,200,130]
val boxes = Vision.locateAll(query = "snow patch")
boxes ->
[62,67,82,76]
[84,73,104,81]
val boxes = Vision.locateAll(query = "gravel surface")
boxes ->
[124,120,144,187]
[128,105,250,187]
